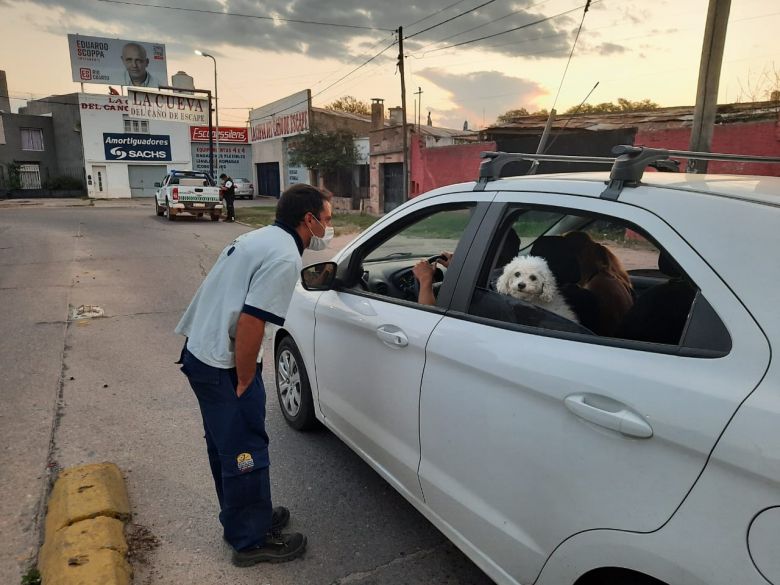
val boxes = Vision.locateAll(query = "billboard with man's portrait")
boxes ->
[67,34,168,88]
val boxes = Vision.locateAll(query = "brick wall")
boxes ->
[410,135,496,196]
[635,119,780,176]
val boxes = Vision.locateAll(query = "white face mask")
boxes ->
[307,216,334,251]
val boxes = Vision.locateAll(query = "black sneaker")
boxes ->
[223,506,290,543]
[232,532,307,566]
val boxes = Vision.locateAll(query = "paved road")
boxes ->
[0,203,494,585]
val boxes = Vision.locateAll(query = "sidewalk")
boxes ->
[0,198,91,209]
[0,198,159,209]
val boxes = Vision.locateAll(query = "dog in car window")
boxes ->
[496,255,579,323]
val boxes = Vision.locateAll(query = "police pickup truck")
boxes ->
[154,170,223,221]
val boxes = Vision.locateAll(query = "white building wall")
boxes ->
[79,93,192,198]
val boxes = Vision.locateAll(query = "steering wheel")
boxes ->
[411,255,448,301]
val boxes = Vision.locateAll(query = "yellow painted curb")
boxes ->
[39,517,131,585]
[44,463,130,538]
[39,463,132,585]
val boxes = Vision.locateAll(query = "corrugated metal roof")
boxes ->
[483,101,780,133]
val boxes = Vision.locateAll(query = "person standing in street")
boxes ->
[220,173,236,222]
[175,184,333,566]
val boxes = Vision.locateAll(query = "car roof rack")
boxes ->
[474,145,780,200]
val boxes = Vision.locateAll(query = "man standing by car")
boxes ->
[175,184,333,566]
[220,173,236,222]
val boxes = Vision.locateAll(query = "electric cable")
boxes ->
[414,0,553,53]
[94,0,394,31]
[405,0,498,40]
[250,39,397,121]
[404,0,473,30]
[548,0,592,114]
[421,3,588,54]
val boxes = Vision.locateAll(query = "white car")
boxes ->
[234,178,254,199]
[273,146,780,585]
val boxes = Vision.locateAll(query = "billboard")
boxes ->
[103,133,172,161]
[128,89,208,124]
[250,90,310,143]
[68,34,168,88]
[190,126,248,143]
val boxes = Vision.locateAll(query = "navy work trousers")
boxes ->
[180,347,273,551]
[223,193,235,221]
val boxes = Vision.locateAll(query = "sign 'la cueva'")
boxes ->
[127,89,208,124]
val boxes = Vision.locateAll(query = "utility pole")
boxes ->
[414,87,423,131]
[688,0,731,173]
[398,26,409,201]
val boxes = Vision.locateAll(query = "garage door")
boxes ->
[128,165,167,198]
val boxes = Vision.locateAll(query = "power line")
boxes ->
[549,0,592,113]
[414,0,553,52]
[422,3,589,54]
[404,0,473,30]
[250,40,398,121]
[310,31,396,91]
[405,0,499,40]
[94,0,395,31]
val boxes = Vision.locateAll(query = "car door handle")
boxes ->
[376,325,408,348]
[564,393,653,439]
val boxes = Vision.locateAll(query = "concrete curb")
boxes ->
[38,463,132,585]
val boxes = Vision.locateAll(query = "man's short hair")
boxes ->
[219,173,227,179]
[122,42,147,59]
[276,184,332,227]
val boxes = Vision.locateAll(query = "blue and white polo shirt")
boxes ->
[175,221,303,369]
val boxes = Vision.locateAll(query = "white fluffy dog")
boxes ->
[496,255,579,322]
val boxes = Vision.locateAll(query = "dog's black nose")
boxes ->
[517,282,526,290]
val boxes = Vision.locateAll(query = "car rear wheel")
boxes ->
[275,337,318,431]
[155,200,164,217]
[166,204,175,221]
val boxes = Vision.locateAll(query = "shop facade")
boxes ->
[189,126,251,181]
[249,90,312,197]
[79,94,193,198]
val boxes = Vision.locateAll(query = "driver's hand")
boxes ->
[438,251,454,267]
[413,260,434,285]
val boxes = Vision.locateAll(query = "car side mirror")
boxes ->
[301,262,337,291]
[154,182,162,188]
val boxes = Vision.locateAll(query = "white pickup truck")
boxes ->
[154,170,223,221]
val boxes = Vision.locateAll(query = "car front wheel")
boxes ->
[275,336,318,431]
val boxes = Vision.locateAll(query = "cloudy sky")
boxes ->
[1,0,778,129]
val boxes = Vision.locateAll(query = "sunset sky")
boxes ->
[1,0,778,130]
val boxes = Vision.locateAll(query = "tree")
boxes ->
[563,98,659,115]
[288,126,358,176]
[324,95,372,116]
[496,108,529,124]
[495,108,550,124]
[735,63,780,103]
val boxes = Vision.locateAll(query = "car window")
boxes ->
[356,205,476,305]
[365,207,473,262]
[580,219,660,273]
[466,205,719,351]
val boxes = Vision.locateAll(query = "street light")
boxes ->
[195,50,219,178]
